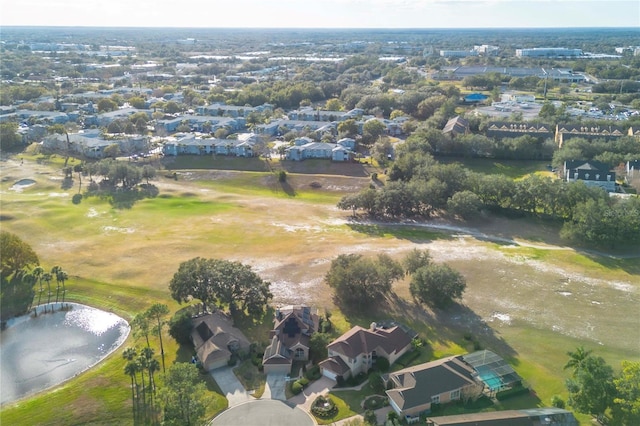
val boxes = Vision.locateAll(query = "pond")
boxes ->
[0,303,130,405]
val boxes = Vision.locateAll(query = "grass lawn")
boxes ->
[313,394,359,425]
[439,158,550,179]
[233,359,266,398]
[1,155,637,426]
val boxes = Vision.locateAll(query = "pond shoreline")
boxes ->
[0,302,130,406]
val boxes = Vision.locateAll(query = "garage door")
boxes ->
[264,363,291,375]
[322,368,337,381]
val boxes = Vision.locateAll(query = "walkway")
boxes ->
[288,376,335,411]
[209,366,252,407]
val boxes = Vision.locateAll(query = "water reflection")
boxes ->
[0,303,130,405]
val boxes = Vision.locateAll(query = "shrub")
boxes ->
[71,193,83,204]
[496,385,529,401]
[363,409,377,425]
[375,356,390,372]
[168,310,194,345]
[291,381,304,395]
[551,395,566,409]
[278,170,287,182]
[305,365,321,381]
[298,377,309,387]
[311,395,338,419]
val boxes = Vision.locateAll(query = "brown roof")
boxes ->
[328,325,412,359]
[319,356,351,376]
[263,335,292,365]
[191,312,250,367]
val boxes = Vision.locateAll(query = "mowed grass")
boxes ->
[1,157,638,425]
[440,158,551,179]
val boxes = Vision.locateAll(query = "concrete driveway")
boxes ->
[210,366,252,407]
[264,373,287,400]
[288,376,335,411]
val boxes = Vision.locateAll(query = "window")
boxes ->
[450,389,460,400]
[431,395,440,404]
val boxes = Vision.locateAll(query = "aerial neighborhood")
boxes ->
[1,25,639,426]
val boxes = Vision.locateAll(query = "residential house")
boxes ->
[486,122,553,140]
[386,356,481,421]
[442,116,469,137]
[564,160,616,192]
[319,323,413,381]
[425,407,578,426]
[262,305,320,375]
[191,312,250,371]
[387,350,523,422]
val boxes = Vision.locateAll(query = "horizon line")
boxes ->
[2,25,639,30]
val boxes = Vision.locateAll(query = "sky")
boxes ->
[0,0,639,29]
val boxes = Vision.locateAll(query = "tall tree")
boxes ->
[612,361,640,425]
[33,266,44,315]
[325,253,402,309]
[409,263,467,308]
[160,363,208,426]
[169,258,272,318]
[565,352,615,420]
[0,231,39,279]
[42,272,53,312]
[146,303,170,373]
[132,313,152,348]
[564,346,593,375]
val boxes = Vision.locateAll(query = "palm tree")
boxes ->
[141,346,157,404]
[51,266,62,308]
[58,271,69,308]
[146,303,169,373]
[42,272,53,313]
[132,313,151,348]
[124,361,139,421]
[564,346,593,376]
[33,266,44,315]
[122,347,139,419]
[137,356,148,411]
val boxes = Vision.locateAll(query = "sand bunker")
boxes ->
[9,178,36,192]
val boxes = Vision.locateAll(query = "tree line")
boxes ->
[0,231,70,321]
[338,147,640,248]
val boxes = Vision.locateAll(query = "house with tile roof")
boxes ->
[319,323,413,381]
[262,306,320,375]
[386,356,482,420]
[191,312,250,371]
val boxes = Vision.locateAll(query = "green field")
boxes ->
[1,155,638,425]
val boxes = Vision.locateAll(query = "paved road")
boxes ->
[209,366,252,407]
[210,400,314,426]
